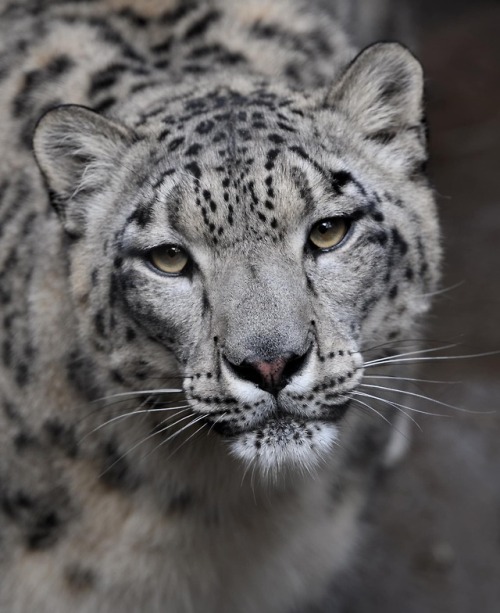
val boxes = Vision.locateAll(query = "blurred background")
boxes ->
[325,0,500,611]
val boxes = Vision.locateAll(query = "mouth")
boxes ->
[205,401,351,472]
[207,400,351,438]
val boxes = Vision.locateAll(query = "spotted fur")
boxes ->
[0,1,440,611]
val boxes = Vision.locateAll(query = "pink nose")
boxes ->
[251,357,288,390]
[224,349,310,395]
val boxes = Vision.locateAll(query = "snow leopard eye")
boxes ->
[149,245,190,275]
[308,217,350,251]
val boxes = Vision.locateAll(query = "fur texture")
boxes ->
[0,1,440,611]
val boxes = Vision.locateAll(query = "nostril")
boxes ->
[224,347,310,395]
[226,360,265,389]
[282,350,309,382]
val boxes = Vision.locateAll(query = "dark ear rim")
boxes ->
[339,40,422,72]
[32,103,133,159]
[324,41,424,132]
[32,104,134,237]
[32,103,133,194]
[32,102,132,134]
[326,41,424,103]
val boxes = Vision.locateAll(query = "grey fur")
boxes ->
[0,1,440,611]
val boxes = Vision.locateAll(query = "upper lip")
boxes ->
[207,400,351,437]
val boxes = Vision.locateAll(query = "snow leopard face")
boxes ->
[34,43,440,474]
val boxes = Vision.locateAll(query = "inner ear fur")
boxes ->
[33,104,133,236]
[327,42,424,140]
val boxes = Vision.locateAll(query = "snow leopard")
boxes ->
[0,0,440,611]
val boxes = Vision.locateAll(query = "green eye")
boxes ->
[149,245,189,274]
[308,218,349,250]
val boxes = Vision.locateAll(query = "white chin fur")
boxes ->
[229,420,338,477]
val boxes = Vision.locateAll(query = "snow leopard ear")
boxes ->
[33,104,133,237]
[327,43,427,173]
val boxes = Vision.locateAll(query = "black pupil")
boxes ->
[318,221,333,234]
[167,247,180,258]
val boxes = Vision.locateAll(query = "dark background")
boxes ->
[340,1,500,611]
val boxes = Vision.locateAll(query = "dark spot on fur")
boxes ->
[410,158,428,181]
[43,418,78,458]
[152,168,176,190]
[12,55,74,118]
[366,131,396,145]
[367,231,388,246]
[268,133,284,144]
[1,485,73,551]
[111,369,125,384]
[159,3,196,26]
[345,421,390,469]
[371,211,385,222]
[99,440,136,490]
[127,203,152,227]
[168,137,184,151]
[94,310,106,338]
[196,119,215,135]
[391,228,409,255]
[330,170,353,193]
[184,10,220,40]
[125,327,136,342]
[27,510,61,550]
[201,290,211,316]
[88,67,119,98]
[2,339,12,368]
[15,362,29,387]
[64,564,97,592]
[93,96,117,114]
[185,161,202,180]
[66,349,100,400]
[264,148,280,170]
[14,431,38,451]
[167,490,194,513]
[158,127,171,141]
[185,143,202,155]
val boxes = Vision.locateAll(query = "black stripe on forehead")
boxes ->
[288,145,364,202]
[125,176,185,233]
[290,165,375,224]
[290,166,317,217]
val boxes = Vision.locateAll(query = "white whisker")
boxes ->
[81,405,191,441]
[363,343,458,366]
[363,374,456,385]
[147,413,208,459]
[415,280,464,298]
[206,412,229,436]
[361,338,426,354]
[165,423,208,462]
[362,349,500,369]
[98,411,197,479]
[353,391,424,429]
[349,397,411,443]
[349,397,393,427]
[360,383,492,415]
[95,388,183,403]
